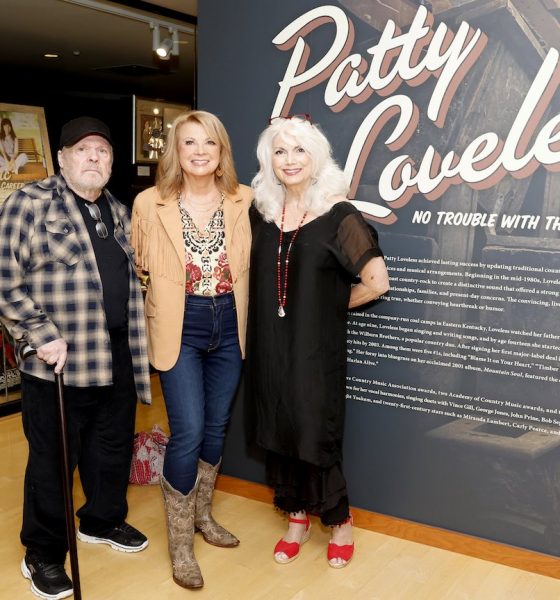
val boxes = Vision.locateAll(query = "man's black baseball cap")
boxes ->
[59,116,112,148]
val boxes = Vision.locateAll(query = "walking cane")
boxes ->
[20,345,82,600]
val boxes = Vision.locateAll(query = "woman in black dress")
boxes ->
[246,115,389,568]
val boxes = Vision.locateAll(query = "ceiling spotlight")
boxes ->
[156,37,173,59]
[151,23,179,60]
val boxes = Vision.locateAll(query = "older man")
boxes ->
[0,117,151,600]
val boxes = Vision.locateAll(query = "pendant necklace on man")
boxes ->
[277,204,307,318]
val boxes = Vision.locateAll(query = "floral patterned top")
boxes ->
[179,198,233,296]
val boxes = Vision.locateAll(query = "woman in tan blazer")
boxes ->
[131,111,251,590]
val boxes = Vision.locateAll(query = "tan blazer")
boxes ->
[131,184,252,371]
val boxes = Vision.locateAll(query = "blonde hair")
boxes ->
[251,118,349,222]
[156,110,239,200]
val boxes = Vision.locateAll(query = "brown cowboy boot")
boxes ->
[161,476,204,589]
[195,459,239,547]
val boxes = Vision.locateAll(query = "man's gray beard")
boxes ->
[62,171,111,198]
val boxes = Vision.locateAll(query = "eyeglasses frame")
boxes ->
[85,202,109,239]
[268,113,313,126]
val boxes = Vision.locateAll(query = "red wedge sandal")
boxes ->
[327,515,354,568]
[273,514,311,564]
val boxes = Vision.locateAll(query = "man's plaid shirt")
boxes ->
[0,174,151,403]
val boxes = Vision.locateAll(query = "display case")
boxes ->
[0,325,21,415]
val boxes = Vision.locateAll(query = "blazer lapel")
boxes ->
[223,189,248,280]
[223,189,244,244]
[156,198,185,268]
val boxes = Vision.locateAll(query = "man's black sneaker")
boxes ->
[21,555,73,600]
[77,521,148,552]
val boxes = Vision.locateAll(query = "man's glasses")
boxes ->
[85,202,108,239]
[269,114,313,125]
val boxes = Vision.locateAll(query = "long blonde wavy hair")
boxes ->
[156,110,239,200]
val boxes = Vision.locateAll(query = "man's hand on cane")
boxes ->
[36,338,68,374]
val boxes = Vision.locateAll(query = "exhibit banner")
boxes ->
[199,0,560,555]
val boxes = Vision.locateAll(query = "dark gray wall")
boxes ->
[198,0,560,556]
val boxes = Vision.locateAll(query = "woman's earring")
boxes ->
[216,165,224,177]
[311,177,318,186]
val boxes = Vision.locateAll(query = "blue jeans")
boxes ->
[159,293,242,494]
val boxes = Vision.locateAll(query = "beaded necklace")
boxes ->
[276,203,307,318]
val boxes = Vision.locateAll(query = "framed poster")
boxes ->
[0,103,54,204]
[133,96,190,164]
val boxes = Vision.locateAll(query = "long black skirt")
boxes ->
[266,451,350,526]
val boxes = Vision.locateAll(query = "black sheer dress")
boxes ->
[245,201,383,523]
